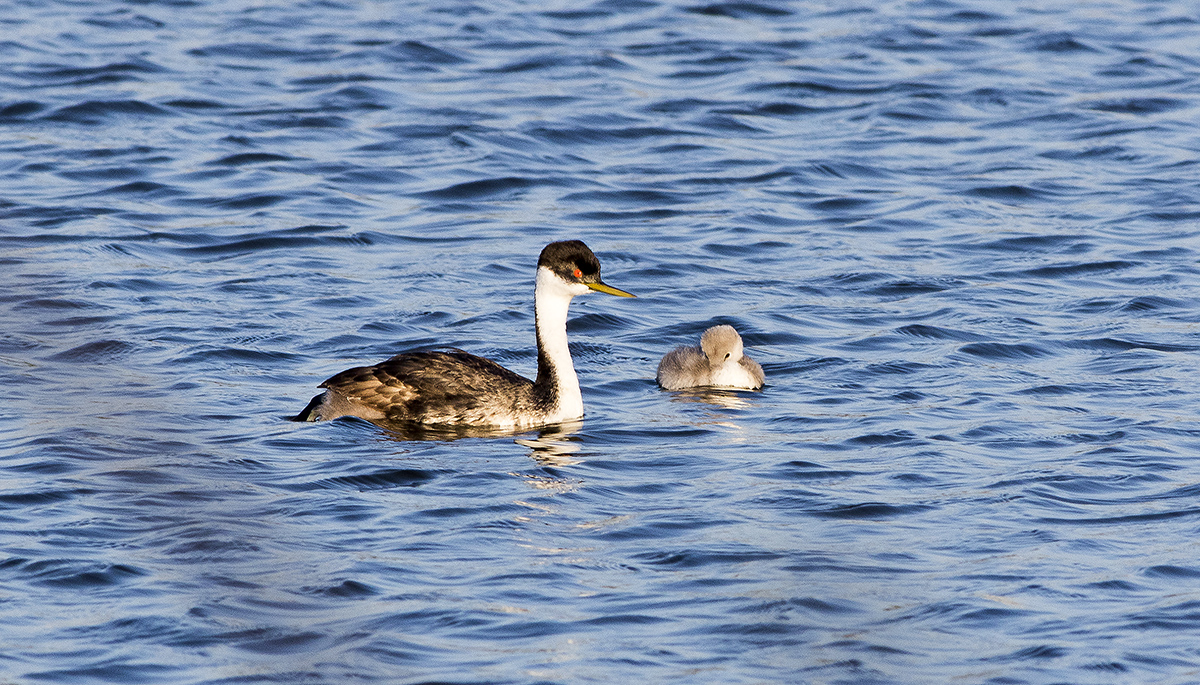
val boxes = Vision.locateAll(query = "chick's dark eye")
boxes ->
[724,353,730,360]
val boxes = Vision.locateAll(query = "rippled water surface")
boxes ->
[4,0,1200,682]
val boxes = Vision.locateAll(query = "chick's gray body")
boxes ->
[657,325,764,390]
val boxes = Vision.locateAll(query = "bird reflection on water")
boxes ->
[359,416,584,465]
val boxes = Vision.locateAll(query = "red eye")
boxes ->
[573,268,583,279]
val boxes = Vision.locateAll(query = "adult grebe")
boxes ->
[293,240,634,428]
[656,325,764,391]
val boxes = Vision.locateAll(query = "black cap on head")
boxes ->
[536,240,635,297]
[538,240,601,281]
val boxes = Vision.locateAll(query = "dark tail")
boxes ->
[291,393,324,422]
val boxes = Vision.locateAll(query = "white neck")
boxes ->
[534,266,587,420]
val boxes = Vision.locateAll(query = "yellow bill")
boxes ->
[586,281,636,297]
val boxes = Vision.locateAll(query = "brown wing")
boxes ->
[319,350,533,423]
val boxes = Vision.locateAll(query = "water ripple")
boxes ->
[3,0,1200,683]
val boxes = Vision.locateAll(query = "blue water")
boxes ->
[3,0,1200,682]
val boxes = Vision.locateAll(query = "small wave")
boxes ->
[196,193,288,210]
[689,113,768,134]
[302,579,379,597]
[967,184,1049,201]
[632,547,785,568]
[561,188,692,207]
[2,558,145,588]
[804,160,893,179]
[1122,296,1186,312]
[206,152,295,166]
[42,100,174,125]
[1029,32,1097,53]
[284,465,436,494]
[162,98,226,110]
[958,342,1052,360]
[1086,98,1187,114]
[807,502,932,519]
[385,40,467,65]
[328,168,417,186]
[646,98,722,114]
[988,644,1070,662]
[763,357,847,377]
[1038,507,1200,526]
[865,361,939,375]
[720,102,831,116]
[0,101,46,120]
[845,430,921,446]
[28,662,181,683]
[867,278,958,297]
[20,59,165,88]
[686,2,792,18]
[164,536,262,560]
[579,613,669,627]
[417,176,542,200]
[528,125,689,145]
[952,606,1034,626]
[189,42,336,60]
[940,9,1003,22]
[290,73,386,88]
[896,324,981,341]
[747,330,807,346]
[0,488,95,506]
[1040,145,1131,161]
[1144,565,1200,579]
[484,55,618,74]
[1015,260,1139,279]
[567,208,685,221]
[318,85,392,111]
[1127,598,1200,632]
[1018,384,1083,396]
[59,166,144,181]
[1085,662,1131,673]
[744,80,897,97]
[701,240,789,257]
[94,181,182,197]
[1135,209,1200,222]
[746,597,861,615]
[809,195,877,216]
[255,113,351,129]
[167,235,321,257]
[760,460,861,481]
[48,339,135,362]
[228,628,330,655]
[1065,338,1198,353]
[42,314,119,328]
[970,234,1088,253]
[13,297,102,311]
[743,212,803,226]
[567,312,636,333]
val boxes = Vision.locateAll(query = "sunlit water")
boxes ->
[3,0,1200,682]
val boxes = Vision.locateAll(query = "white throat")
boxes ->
[534,266,589,421]
[710,358,749,387]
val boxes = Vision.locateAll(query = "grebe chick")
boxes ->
[656,325,764,391]
[294,240,634,429]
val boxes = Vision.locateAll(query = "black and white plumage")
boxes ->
[294,240,634,429]
[656,325,764,391]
